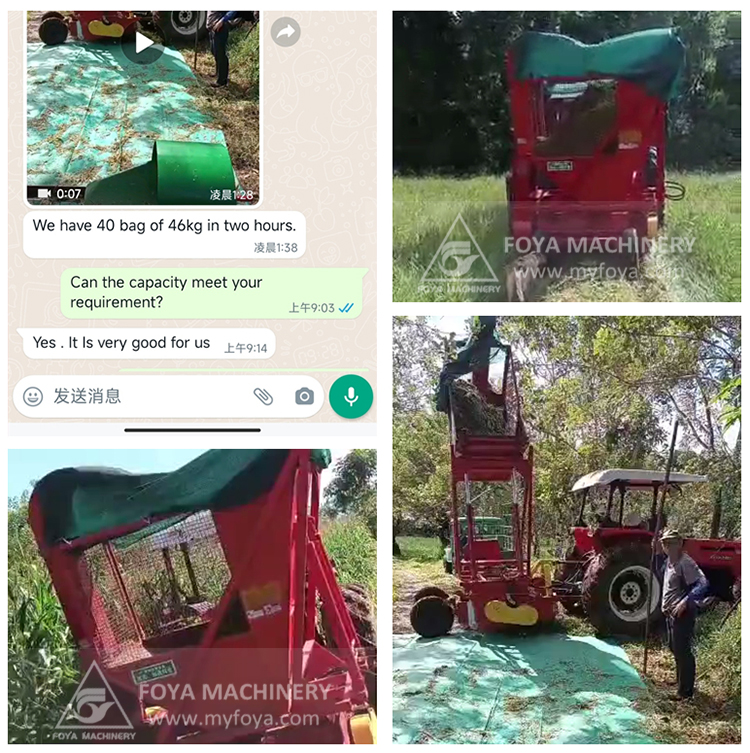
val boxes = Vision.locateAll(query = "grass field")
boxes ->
[393,173,741,302]
[393,536,741,744]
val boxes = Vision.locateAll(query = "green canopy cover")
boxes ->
[33,449,331,544]
[510,28,685,100]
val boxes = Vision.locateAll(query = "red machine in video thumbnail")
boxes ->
[38,11,138,45]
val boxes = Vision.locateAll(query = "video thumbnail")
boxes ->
[26,11,260,206]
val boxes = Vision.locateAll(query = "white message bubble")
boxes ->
[23,211,305,259]
[18,328,276,359]
[14,376,323,419]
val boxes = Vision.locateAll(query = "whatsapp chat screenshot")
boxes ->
[9,10,377,434]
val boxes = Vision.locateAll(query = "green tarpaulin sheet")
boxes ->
[33,449,332,544]
[511,29,685,101]
[393,632,654,744]
[27,40,227,187]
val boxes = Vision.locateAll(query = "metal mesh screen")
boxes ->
[458,481,516,555]
[81,511,231,668]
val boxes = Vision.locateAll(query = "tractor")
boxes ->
[410,317,741,640]
[504,29,687,299]
[29,449,376,744]
[557,469,742,636]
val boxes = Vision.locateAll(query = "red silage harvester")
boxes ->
[411,318,557,637]
[504,29,687,298]
[29,449,376,743]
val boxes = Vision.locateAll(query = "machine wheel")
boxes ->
[623,227,641,271]
[556,548,586,617]
[341,584,377,710]
[582,543,661,637]
[413,586,450,603]
[41,11,65,21]
[39,17,69,45]
[410,595,454,638]
[156,11,207,42]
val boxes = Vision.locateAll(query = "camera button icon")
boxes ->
[295,387,315,406]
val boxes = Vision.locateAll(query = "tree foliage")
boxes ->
[394,11,740,174]
[324,449,377,536]
[393,316,741,544]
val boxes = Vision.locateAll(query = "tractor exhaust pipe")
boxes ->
[643,419,679,676]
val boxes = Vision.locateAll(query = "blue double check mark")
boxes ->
[339,302,354,313]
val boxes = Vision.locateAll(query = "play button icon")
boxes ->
[136,31,154,54]
[121,31,164,65]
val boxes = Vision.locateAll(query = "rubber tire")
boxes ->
[157,11,207,42]
[413,586,449,603]
[41,11,65,21]
[582,543,661,637]
[39,17,68,46]
[410,596,454,638]
[623,227,641,271]
[444,559,454,574]
[556,547,586,617]
[341,584,377,711]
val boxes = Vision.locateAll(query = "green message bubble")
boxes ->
[61,268,367,319]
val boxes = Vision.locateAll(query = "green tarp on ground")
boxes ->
[27,41,227,187]
[393,632,654,744]
[510,29,685,101]
[33,449,332,544]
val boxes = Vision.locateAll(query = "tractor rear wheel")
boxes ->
[413,586,450,603]
[41,11,65,21]
[39,17,69,45]
[582,543,661,637]
[556,548,586,617]
[410,595,454,638]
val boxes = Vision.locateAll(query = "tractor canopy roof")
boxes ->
[510,28,685,101]
[572,468,707,492]
[31,449,331,545]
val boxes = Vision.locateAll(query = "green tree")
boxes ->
[324,450,377,536]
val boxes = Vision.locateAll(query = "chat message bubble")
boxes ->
[18,328,275,359]
[60,269,367,319]
[23,211,305,258]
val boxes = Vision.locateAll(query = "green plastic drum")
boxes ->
[84,140,236,205]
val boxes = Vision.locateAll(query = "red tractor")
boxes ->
[557,469,742,636]
[29,449,376,743]
[504,29,686,299]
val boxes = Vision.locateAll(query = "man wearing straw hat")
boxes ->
[660,528,710,700]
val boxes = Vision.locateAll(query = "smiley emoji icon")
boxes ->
[23,387,43,407]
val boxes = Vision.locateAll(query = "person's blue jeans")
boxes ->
[210,25,230,85]
[666,603,696,698]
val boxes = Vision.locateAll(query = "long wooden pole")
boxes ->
[643,419,679,676]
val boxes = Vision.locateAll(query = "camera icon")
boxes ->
[295,387,315,406]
